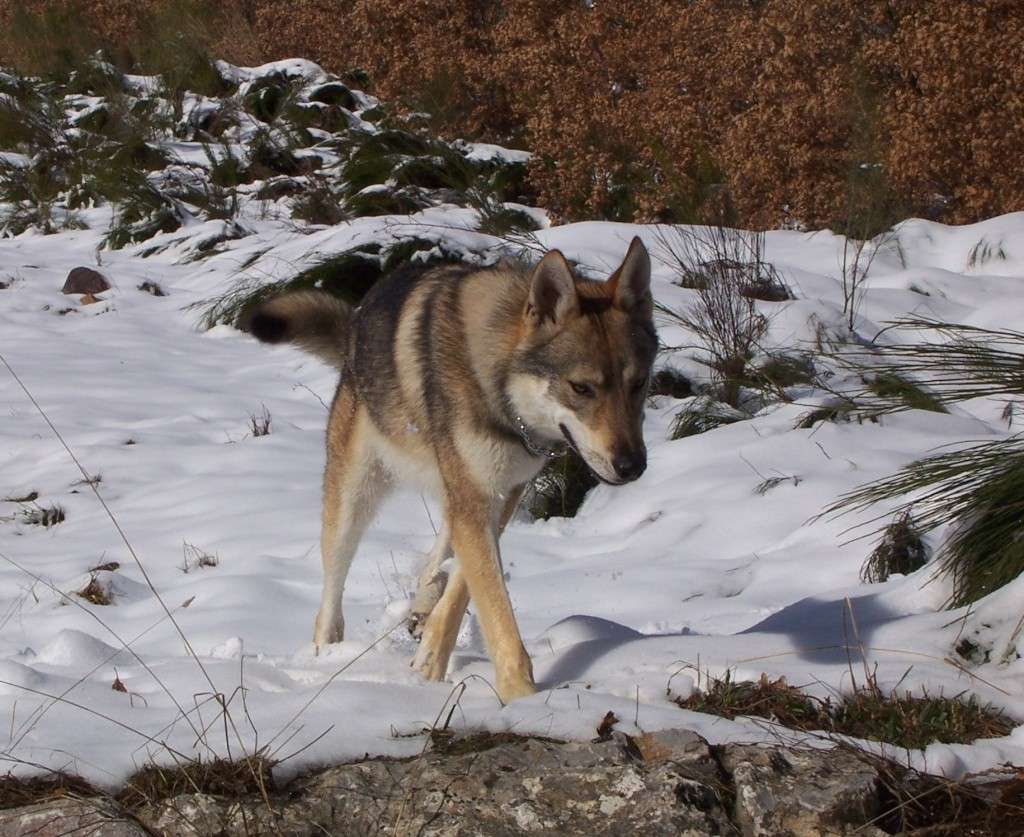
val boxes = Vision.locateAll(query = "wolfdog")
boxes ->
[246,238,656,700]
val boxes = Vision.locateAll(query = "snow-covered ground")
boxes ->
[2,192,1024,786]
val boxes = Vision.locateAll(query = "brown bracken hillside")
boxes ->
[2,0,1021,230]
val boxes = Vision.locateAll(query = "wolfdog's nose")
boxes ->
[612,449,646,482]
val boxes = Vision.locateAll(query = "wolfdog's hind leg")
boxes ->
[408,522,451,639]
[314,400,389,650]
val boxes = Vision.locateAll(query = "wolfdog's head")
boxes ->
[508,237,657,485]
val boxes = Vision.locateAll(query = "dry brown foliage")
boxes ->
[1,1,1022,228]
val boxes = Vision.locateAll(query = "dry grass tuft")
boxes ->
[77,574,113,606]
[861,511,928,583]
[117,753,275,810]
[851,746,1024,835]
[20,503,65,527]
[0,772,98,810]
[249,405,272,437]
[181,541,219,573]
[676,672,826,730]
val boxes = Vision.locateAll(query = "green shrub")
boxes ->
[794,399,860,429]
[1,3,106,80]
[132,0,233,106]
[825,319,1024,606]
[649,368,693,399]
[675,669,1013,750]
[828,435,1024,607]
[243,74,294,124]
[866,372,946,414]
[526,450,598,520]
[194,238,468,329]
[748,353,815,400]
[669,397,746,440]
[247,129,307,179]
[290,177,346,226]
[103,176,188,249]
[346,187,429,218]
[475,203,539,237]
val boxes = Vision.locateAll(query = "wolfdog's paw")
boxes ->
[407,572,448,640]
[411,645,448,682]
[313,612,344,650]
[496,675,536,702]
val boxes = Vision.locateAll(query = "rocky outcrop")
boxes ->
[0,798,147,837]
[0,731,888,837]
[720,744,885,837]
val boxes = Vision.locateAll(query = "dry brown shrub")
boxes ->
[1,0,1021,228]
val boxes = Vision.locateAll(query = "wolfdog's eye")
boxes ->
[570,381,595,397]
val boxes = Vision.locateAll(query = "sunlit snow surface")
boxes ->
[2,205,1024,787]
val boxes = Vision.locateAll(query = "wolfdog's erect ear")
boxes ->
[608,237,652,316]
[526,249,579,327]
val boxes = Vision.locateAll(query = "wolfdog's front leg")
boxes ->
[412,486,525,678]
[445,491,534,701]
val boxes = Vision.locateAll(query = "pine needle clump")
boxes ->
[826,319,1024,607]
[669,397,746,440]
[846,318,1024,413]
[832,435,1024,607]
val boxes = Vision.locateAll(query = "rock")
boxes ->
[0,798,146,837]
[138,732,732,836]
[0,733,890,836]
[719,744,885,837]
[62,267,110,295]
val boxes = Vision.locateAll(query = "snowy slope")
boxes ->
[3,193,1024,784]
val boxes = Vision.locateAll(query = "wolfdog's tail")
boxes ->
[243,290,351,370]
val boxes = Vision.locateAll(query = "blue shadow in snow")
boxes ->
[741,592,907,666]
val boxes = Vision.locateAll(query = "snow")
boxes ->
[2,196,1024,787]
[216,58,331,88]
[456,141,532,165]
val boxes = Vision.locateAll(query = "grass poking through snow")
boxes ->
[861,511,928,583]
[19,503,65,527]
[181,541,219,573]
[0,772,99,811]
[249,405,272,437]
[76,574,114,606]
[674,669,1013,750]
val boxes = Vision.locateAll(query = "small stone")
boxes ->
[62,267,110,295]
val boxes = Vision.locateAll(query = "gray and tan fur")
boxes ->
[246,239,657,701]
